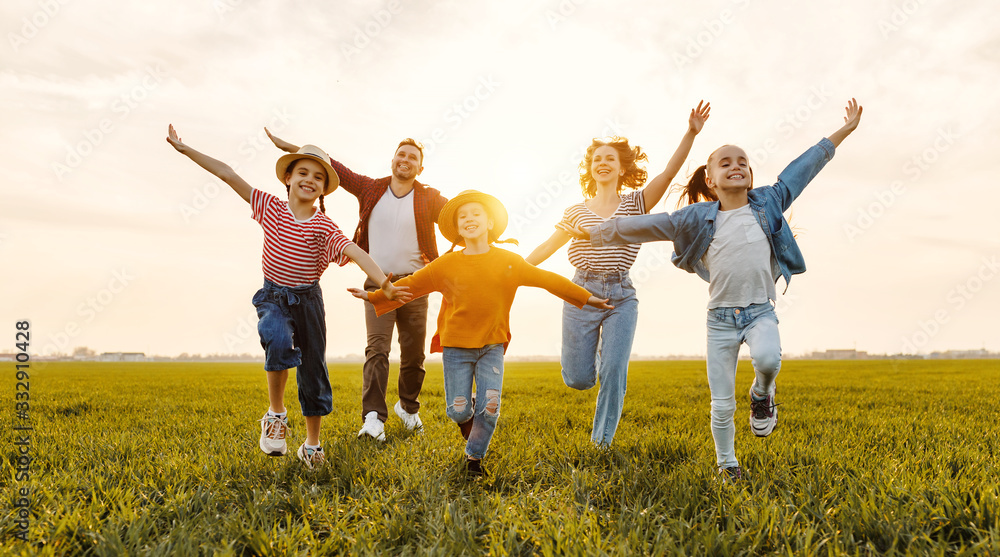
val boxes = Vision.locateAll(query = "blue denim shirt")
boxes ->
[591,138,836,292]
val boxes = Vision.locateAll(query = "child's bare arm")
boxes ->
[826,98,863,149]
[643,100,711,210]
[525,228,571,266]
[265,128,300,154]
[166,125,252,203]
[342,244,412,302]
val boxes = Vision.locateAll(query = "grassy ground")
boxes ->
[2,360,999,556]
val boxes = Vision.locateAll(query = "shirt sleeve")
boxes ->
[367,264,439,316]
[251,188,275,224]
[592,211,679,247]
[629,189,647,215]
[325,222,355,267]
[769,137,836,211]
[514,255,591,308]
[427,186,449,224]
[329,158,376,199]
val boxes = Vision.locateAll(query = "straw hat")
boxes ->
[438,190,509,247]
[275,144,339,194]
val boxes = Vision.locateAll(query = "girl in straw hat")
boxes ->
[350,190,612,477]
[166,125,410,469]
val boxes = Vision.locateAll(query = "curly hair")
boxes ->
[578,137,648,198]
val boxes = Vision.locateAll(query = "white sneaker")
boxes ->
[357,411,386,442]
[259,412,289,456]
[749,384,779,437]
[296,443,326,469]
[394,401,423,432]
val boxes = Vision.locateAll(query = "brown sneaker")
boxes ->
[465,458,487,478]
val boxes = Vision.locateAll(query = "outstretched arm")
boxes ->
[770,99,862,209]
[343,244,412,302]
[525,228,572,266]
[826,98,862,149]
[264,127,300,154]
[558,212,679,247]
[642,100,711,210]
[166,125,252,203]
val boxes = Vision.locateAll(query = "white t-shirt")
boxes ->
[368,188,423,275]
[702,204,775,309]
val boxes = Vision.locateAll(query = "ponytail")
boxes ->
[676,165,718,208]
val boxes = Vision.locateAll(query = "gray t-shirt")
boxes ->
[702,204,775,309]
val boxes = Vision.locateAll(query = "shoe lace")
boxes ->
[750,396,780,419]
[724,466,742,481]
[305,447,325,465]
[260,416,288,440]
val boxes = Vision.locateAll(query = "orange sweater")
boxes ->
[368,247,592,351]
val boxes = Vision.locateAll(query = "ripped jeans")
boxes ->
[441,344,504,460]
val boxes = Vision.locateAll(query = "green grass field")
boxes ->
[3,360,999,556]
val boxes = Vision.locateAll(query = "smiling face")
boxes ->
[391,145,423,181]
[455,201,493,243]
[705,145,752,196]
[284,158,328,202]
[591,145,624,186]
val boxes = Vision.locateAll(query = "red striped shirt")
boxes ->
[251,189,353,286]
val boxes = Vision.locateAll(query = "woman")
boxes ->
[525,101,710,446]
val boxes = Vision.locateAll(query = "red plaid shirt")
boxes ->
[329,158,448,264]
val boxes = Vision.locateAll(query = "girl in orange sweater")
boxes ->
[350,190,612,476]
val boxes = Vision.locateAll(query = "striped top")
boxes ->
[563,190,647,272]
[251,188,353,287]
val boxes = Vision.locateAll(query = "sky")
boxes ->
[2,0,998,359]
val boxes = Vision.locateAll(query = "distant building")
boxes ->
[98,352,147,362]
[809,349,869,360]
[0,353,16,362]
[928,349,993,359]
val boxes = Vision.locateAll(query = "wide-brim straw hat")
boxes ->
[275,144,339,195]
[438,190,509,247]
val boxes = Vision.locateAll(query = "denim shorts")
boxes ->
[251,279,332,416]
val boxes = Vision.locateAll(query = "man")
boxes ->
[267,129,447,441]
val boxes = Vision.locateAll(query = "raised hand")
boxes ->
[265,127,299,153]
[842,98,862,132]
[689,100,711,134]
[828,98,863,148]
[166,124,186,152]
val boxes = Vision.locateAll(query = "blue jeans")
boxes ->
[706,302,781,468]
[561,269,638,446]
[441,344,505,460]
[252,280,332,417]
